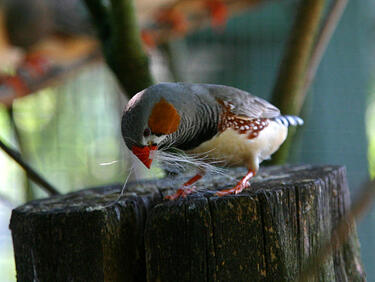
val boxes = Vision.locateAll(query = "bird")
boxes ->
[121,82,303,200]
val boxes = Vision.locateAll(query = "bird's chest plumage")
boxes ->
[176,97,288,171]
[187,118,288,171]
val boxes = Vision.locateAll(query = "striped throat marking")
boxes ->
[217,100,269,139]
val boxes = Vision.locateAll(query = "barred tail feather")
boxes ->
[273,115,304,127]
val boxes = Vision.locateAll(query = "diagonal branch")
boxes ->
[270,0,347,164]
[0,137,60,195]
[301,0,348,97]
[270,0,326,164]
[271,0,326,115]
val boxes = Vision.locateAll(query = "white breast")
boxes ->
[187,121,288,171]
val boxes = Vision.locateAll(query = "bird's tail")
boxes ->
[273,115,304,127]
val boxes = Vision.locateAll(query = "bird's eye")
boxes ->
[143,128,151,137]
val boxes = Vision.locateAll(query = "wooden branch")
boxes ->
[269,0,326,164]
[271,0,326,115]
[84,0,154,97]
[270,0,348,165]
[301,0,348,97]
[0,137,60,195]
[10,165,365,280]
[8,106,35,200]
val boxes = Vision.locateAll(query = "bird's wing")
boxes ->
[205,84,280,119]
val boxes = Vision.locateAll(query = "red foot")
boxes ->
[216,169,255,196]
[165,187,196,200]
[164,173,203,200]
[216,182,249,196]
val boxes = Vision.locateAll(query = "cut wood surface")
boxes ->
[10,165,365,281]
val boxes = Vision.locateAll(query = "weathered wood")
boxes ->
[10,165,366,281]
[10,185,161,281]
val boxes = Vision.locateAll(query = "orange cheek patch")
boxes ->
[148,97,181,134]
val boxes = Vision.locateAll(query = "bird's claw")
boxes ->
[216,181,250,196]
[165,186,196,200]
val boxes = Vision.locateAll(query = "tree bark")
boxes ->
[10,165,366,281]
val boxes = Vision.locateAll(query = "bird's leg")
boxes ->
[165,173,204,200]
[216,169,256,196]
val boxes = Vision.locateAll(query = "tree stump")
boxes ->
[10,165,366,281]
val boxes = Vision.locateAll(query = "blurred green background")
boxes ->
[1,0,375,281]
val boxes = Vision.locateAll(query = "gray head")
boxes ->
[122,82,223,168]
[121,83,187,168]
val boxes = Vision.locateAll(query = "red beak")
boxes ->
[132,145,158,169]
